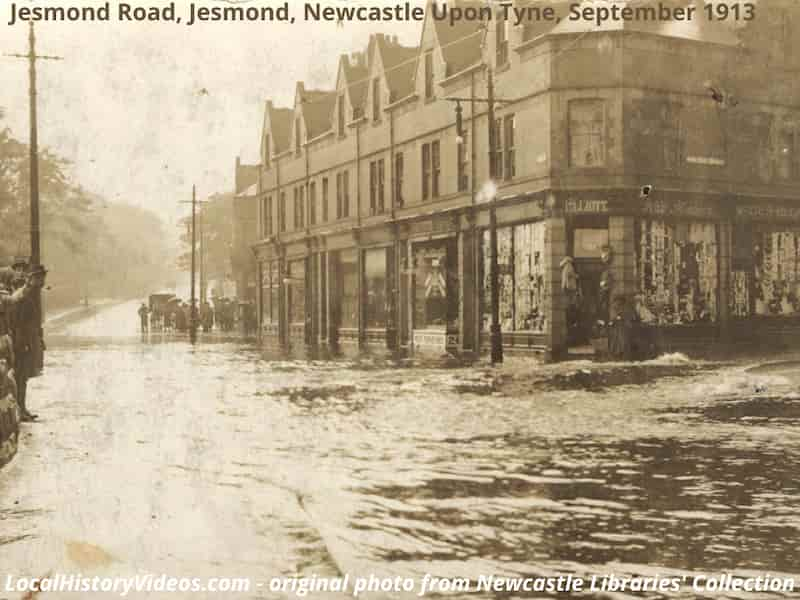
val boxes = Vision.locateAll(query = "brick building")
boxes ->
[250,0,800,359]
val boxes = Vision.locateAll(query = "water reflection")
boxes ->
[0,301,797,599]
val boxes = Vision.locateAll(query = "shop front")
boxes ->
[730,203,800,348]
[286,257,307,348]
[409,236,459,354]
[479,220,550,351]
[260,259,281,344]
[363,246,397,351]
[330,247,359,351]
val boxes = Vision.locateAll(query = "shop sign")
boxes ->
[736,205,800,222]
[432,213,458,233]
[565,199,609,214]
[642,198,716,219]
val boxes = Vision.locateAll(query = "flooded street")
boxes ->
[1,301,799,599]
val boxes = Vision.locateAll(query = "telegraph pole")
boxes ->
[199,205,206,305]
[486,67,502,364]
[190,185,198,343]
[4,23,63,374]
[446,66,508,364]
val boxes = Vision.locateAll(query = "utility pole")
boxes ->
[4,23,63,374]
[199,204,206,305]
[190,185,198,343]
[446,67,509,364]
[486,67,503,364]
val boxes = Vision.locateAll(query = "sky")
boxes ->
[1,0,422,229]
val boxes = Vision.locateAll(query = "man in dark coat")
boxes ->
[1,267,44,422]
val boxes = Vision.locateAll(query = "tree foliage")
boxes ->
[0,110,173,308]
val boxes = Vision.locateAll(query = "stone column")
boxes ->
[609,216,637,318]
[546,217,568,362]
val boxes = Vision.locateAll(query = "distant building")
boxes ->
[249,1,800,360]
[232,157,260,302]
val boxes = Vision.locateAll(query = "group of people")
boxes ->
[0,258,47,424]
[137,297,251,334]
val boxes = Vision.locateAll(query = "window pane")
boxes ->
[339,249,358,328]
[413,240,453,329]
[365,248,387,328]
[569,99,606,167]
[289,259,305,324]
[513,222,548,332]
[636,220,718,324]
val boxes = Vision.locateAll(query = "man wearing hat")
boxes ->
[6,265,47,422]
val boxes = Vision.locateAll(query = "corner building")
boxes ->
[251,1,800,360]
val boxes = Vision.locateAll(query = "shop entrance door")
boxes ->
[574,258,606,344]
[569,225,610,348]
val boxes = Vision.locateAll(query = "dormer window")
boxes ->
[372,78,381,121]
[496,20,508,66]
[424,51,434,100]
[337,95,346,135]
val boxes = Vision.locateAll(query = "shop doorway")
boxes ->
[568,223,610,348]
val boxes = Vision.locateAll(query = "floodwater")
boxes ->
[1,301,799,599]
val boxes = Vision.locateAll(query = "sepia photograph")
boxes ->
[1,0,799,597]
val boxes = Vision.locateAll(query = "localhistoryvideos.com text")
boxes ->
[4,574,251,596]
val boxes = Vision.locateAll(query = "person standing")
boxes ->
[138,302,150,333]
[4,267,45,423]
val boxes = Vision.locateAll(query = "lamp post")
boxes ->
[446,66,509,364]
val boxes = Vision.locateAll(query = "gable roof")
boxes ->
[262,101,293,155]
[296,83,336,139]
[339,52,369,115]
[373,34,419,102]
[434,16,484,77]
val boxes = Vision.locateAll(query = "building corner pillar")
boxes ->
[609,216,637,319]
[546,217,568,362]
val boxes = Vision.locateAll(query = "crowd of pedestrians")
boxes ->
[137,296,256,334]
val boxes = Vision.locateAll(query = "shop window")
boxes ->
[364,248,388,328]
[635,220,719,325]
[481,222,549,334]
[288,259,306,325]
[261,261,279,325]
[413,239,457,330]
[338,249,358,328]
[733,227,800,317]
[569,99,606,167]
